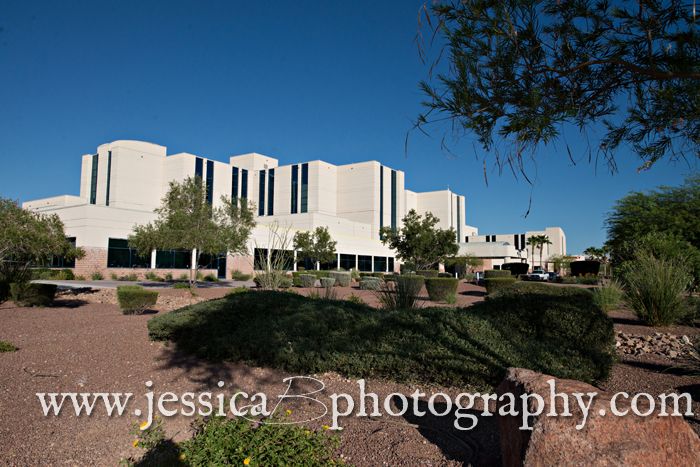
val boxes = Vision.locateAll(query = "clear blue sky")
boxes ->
[0,0,696,253]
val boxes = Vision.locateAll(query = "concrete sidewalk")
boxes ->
[32,279,255,289]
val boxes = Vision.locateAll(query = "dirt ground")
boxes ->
[0,286,697,466]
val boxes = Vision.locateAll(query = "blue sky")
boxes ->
[0,0,696,253]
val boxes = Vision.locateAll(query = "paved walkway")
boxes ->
[32,279,255,289]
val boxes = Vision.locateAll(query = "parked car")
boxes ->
[525,269,549,281]
[547,272,560,281]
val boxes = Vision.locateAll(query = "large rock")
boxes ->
[497,368,700,466]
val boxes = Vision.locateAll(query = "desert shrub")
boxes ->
[31,268,75,280]
[297,274,316,288]
[376,275,424,310]
[328,271,351,287]
[10,283,57,307]
[91,271,104,280]
[278,277,292,288]
[173,282,190,289]
[118,273,139,282]
[148,287,614,388]
[164,272,173,281]
[116,285,158,314]
[144,271,165,282]
[178,273,189,281]
[0,340,18,352]
[359,277,381,290]
[350,268,360,281]
[346,294,365,305]
[253,271,289,289]
[591,281,624,312]
[463,272,476,282]
[425,277,458,303]
[202,274,218,282]
[620,254,692,326]
[110,273,119,280]
[226,287,249,296]
[320,277,336,288]
[75,275,86,280]
[484,277,516,295]
[231,270,252,281]
[682,296,700,325]
[571,260,601,277]
[501,262,529,276]
[484,269,511,278]
[416,270,439,278]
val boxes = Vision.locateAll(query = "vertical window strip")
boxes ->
[379,166,384,236]
[267,168,275,215]
[106,151,112,206]
[300,163,308,213]
[291,165,298,214]
[195,157,203,179]
[90,154,98,204]
[232,167,239,202]
[258,170,265,216]
[391,170,397,231]
[456,196,461,242]
[241,169,248,200]
[206,160,214,205]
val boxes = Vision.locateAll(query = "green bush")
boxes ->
[202,274,219,282]
[359,277,381,290]
[425,277,459,303]
[484,269,511,278]
[0,340,18,352]
[164,272,173,281]
[328,271,351,287]
[117,273,139,281]
[320,277,336,288]
[592,281,624,312]
[31,268,75,280]
[620,254,692,326]
[484,276,517,294]
[299,274,317,288]
[254,271,290,289]
[148,287,614,388]
[416,270,439,277]
[91,271,104,280]
[10,282,57,307]
[226,287,249,296]
[144,271,165,282]
[437,272,453,278]
[278,277,292,288]
[116,285,158,315]
[173,282,190,289]
[231,270,252,281]
[376,275,424,310]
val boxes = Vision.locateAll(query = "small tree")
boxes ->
[293,227,337,270]
[254,222,295,289]
[129,177,255,288]
[548,254,577,275]
[380,209,458,271]
[444,254,482,276]
[0,198,83,301]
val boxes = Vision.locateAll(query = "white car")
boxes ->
[525,269,549,281]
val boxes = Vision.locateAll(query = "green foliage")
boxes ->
[144,271,165,282]
[346,294,365,305]
[226,287,250,296]
[173,283,190,289]
[380,210,458,270]
[484,277,517,295]
[425,277,458,303]
[202,274,218,282]
[231,270,252,281]
[0,340,18,352]
[293,227,337,267]
[592,281,625,313]
[375,275,424,310]
[117,273,139,282]
[359,277,381,290]
[328,271,351,287]
[320,277,336,288]
[164,273,173,281]
[129,177,256,288]
[91,271,104,280]
[619,254,692,326]
[31,268,75,280]
[484,269,511,278]
[416,270,439,278]
[148,287,614,388]
[299,274,317,288]
[116,285,158,315]
[254,271,290,290]
[444,254,483,276]
[418,1,699,172]
[10,282,57,307]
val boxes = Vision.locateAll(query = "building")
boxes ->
[23,140,566,278]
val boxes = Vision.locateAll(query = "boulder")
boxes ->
[497,368,700,466]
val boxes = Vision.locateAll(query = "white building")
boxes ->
[23,140,565,278]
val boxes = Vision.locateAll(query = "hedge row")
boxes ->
[425,277,458,303]
[116,285,158,314]
[10,283,57,307]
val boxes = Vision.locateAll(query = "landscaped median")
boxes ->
[147,285,615,389]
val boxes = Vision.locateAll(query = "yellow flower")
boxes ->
[285,409,292,416]
[243,457,251,465]
[322,425,330,430]
[139,421,149,430]
[304,430,311,436]
[132,439,139,448]
[179,453,186,461]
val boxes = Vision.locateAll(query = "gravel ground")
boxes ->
[0,288,698,465]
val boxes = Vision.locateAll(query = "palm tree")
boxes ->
[525,236,539,270]
[536,235,552,270]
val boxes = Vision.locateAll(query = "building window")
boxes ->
[388,257,394,272]
[391,170,397,231]
[271,249,294,270]
[291,165,298,214]
[195,157,203,179]
[492,235,497,242]
[232,167,239,201]
[465,236,469,243]
[254,248,268,270]
[358,255,372,272]
[300,163,308,213]
[155,249,191,269]
[241,169,248,200]
[48,237,77,268]
[258,170,265,216]
[379,166,384,235]
[514,234,519,249]
[90,154,98,204]
[267,168,275,215]
[521,233,525,249]
[108,238,150,268]
[106,151,112,206]
[373,256,387,273]
[339,254,356,270]
[206,160,214,205]
[456,196,461,242]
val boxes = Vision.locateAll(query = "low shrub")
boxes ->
[0,340,18,352]
[178,273,189,281]
[116,285,158,314]
[576,274,600,285]
[592,281,624,312]
[253,271,290,289]
[278,277,292,288]
[359,277,381,290]
[320,277,336,288]
[144,271,165,282]
[75,275,86,280]
[437,272,453,278]
[226,287,249,296]
[10,282,57,307]
[231,270,252,281]
[164,272,173,281]
[620,254,692,326]
[425,277,458,303]
[117,273,139,281]
[376,275,424,310]
[202,274,219,282]
[484,276,516,295]
[173,282,190,289]
[416,270,439,278]
[110,273,119,280]
[346,294,365,305]
[91,271,104,280]
[31,268,75,280]
[299,274,317,288]
[350,268,360,281]
[328,271,351,287]
[484,269,511,278]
